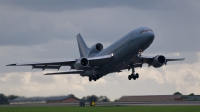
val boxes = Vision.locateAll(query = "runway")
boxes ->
[98,101,200,106]
[2,101,200,107]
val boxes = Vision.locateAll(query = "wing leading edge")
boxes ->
[6,60,76,70]
[6,54,114,75]
[131,55,185,68]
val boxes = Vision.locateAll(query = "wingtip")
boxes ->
[44,73,54,75]
[6,63,17,66]
[44,73,50,75]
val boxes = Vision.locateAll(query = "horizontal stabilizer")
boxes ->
[88,54,114,66]
[44,70,84,75]
[32,65,61,70]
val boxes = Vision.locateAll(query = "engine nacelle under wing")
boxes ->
[152,55,166,68]
[74,54,113,70]
[74,57,89,70]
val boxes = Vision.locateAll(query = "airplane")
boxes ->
[7,27,185,82]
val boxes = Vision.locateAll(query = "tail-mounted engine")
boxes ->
[87,43,103,56]
[152,55,166,68]
[95,43,103,51]
[74,57,89,70]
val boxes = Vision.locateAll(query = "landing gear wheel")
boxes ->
[135,73,139,78]
[128,75,132,80]
[89,75,95,82]
[89,75,100,82]
[96,75,100,80]
[91,75,94,79]
[131,73,134,78]
[89,76,92,82]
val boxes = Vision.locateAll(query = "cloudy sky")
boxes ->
[0,0,200,101]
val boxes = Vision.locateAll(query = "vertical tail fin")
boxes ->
[76,34,89,57]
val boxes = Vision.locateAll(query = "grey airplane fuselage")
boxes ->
[82,27,155,77]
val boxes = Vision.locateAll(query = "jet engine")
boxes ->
[87,43,103,56]
[74,57,89,70]
[92,43,103,52]
[152,55,166,68]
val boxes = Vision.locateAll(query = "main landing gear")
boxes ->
[128,65,139,80]
[128,73,139,80]
[89,75,100,82]
[89,67,100,82]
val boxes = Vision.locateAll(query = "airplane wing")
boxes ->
[141,56,184,64]
[44,70,84,75]
[6,60,76,70]
[6,54,114,71]
[165,58,185,61]
[131,55,185,68]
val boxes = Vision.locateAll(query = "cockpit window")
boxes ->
[140,29,153,34]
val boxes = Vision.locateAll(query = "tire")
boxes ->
[89,76,92,82]
[135,73,139,78]
[131,73,134,78]
[91,75,94,80]
[128,75,132,80]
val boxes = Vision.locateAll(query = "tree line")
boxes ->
[173,92,195,96]
[0,93,110,105]
[0,93,20,105]
[0,92,197,105]
[81,95,110,102]
[68,94,111,102]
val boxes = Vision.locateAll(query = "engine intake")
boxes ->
[152,55,166,68]
[80,58,89,66]
[96,43,103,51]
[87,43,103,56]
[74,58,89,70]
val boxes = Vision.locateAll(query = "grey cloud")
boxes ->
[0,73,23,85]
[178,52,198,64]
[29,73,55,84]
[0,0,200,100]
[183,73,199,86]
[0,72,54,85]
[0,11,78,46]
[0,40,79,73]
[141,9,200,53]
[0,0,190,12]
[1,1,199,53]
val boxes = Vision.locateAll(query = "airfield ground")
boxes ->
[1,101,200,112]
[1,106,200,112]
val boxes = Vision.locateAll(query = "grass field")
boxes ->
[1,106,200,112]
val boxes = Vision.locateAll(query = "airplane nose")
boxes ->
[147,33,155,41]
